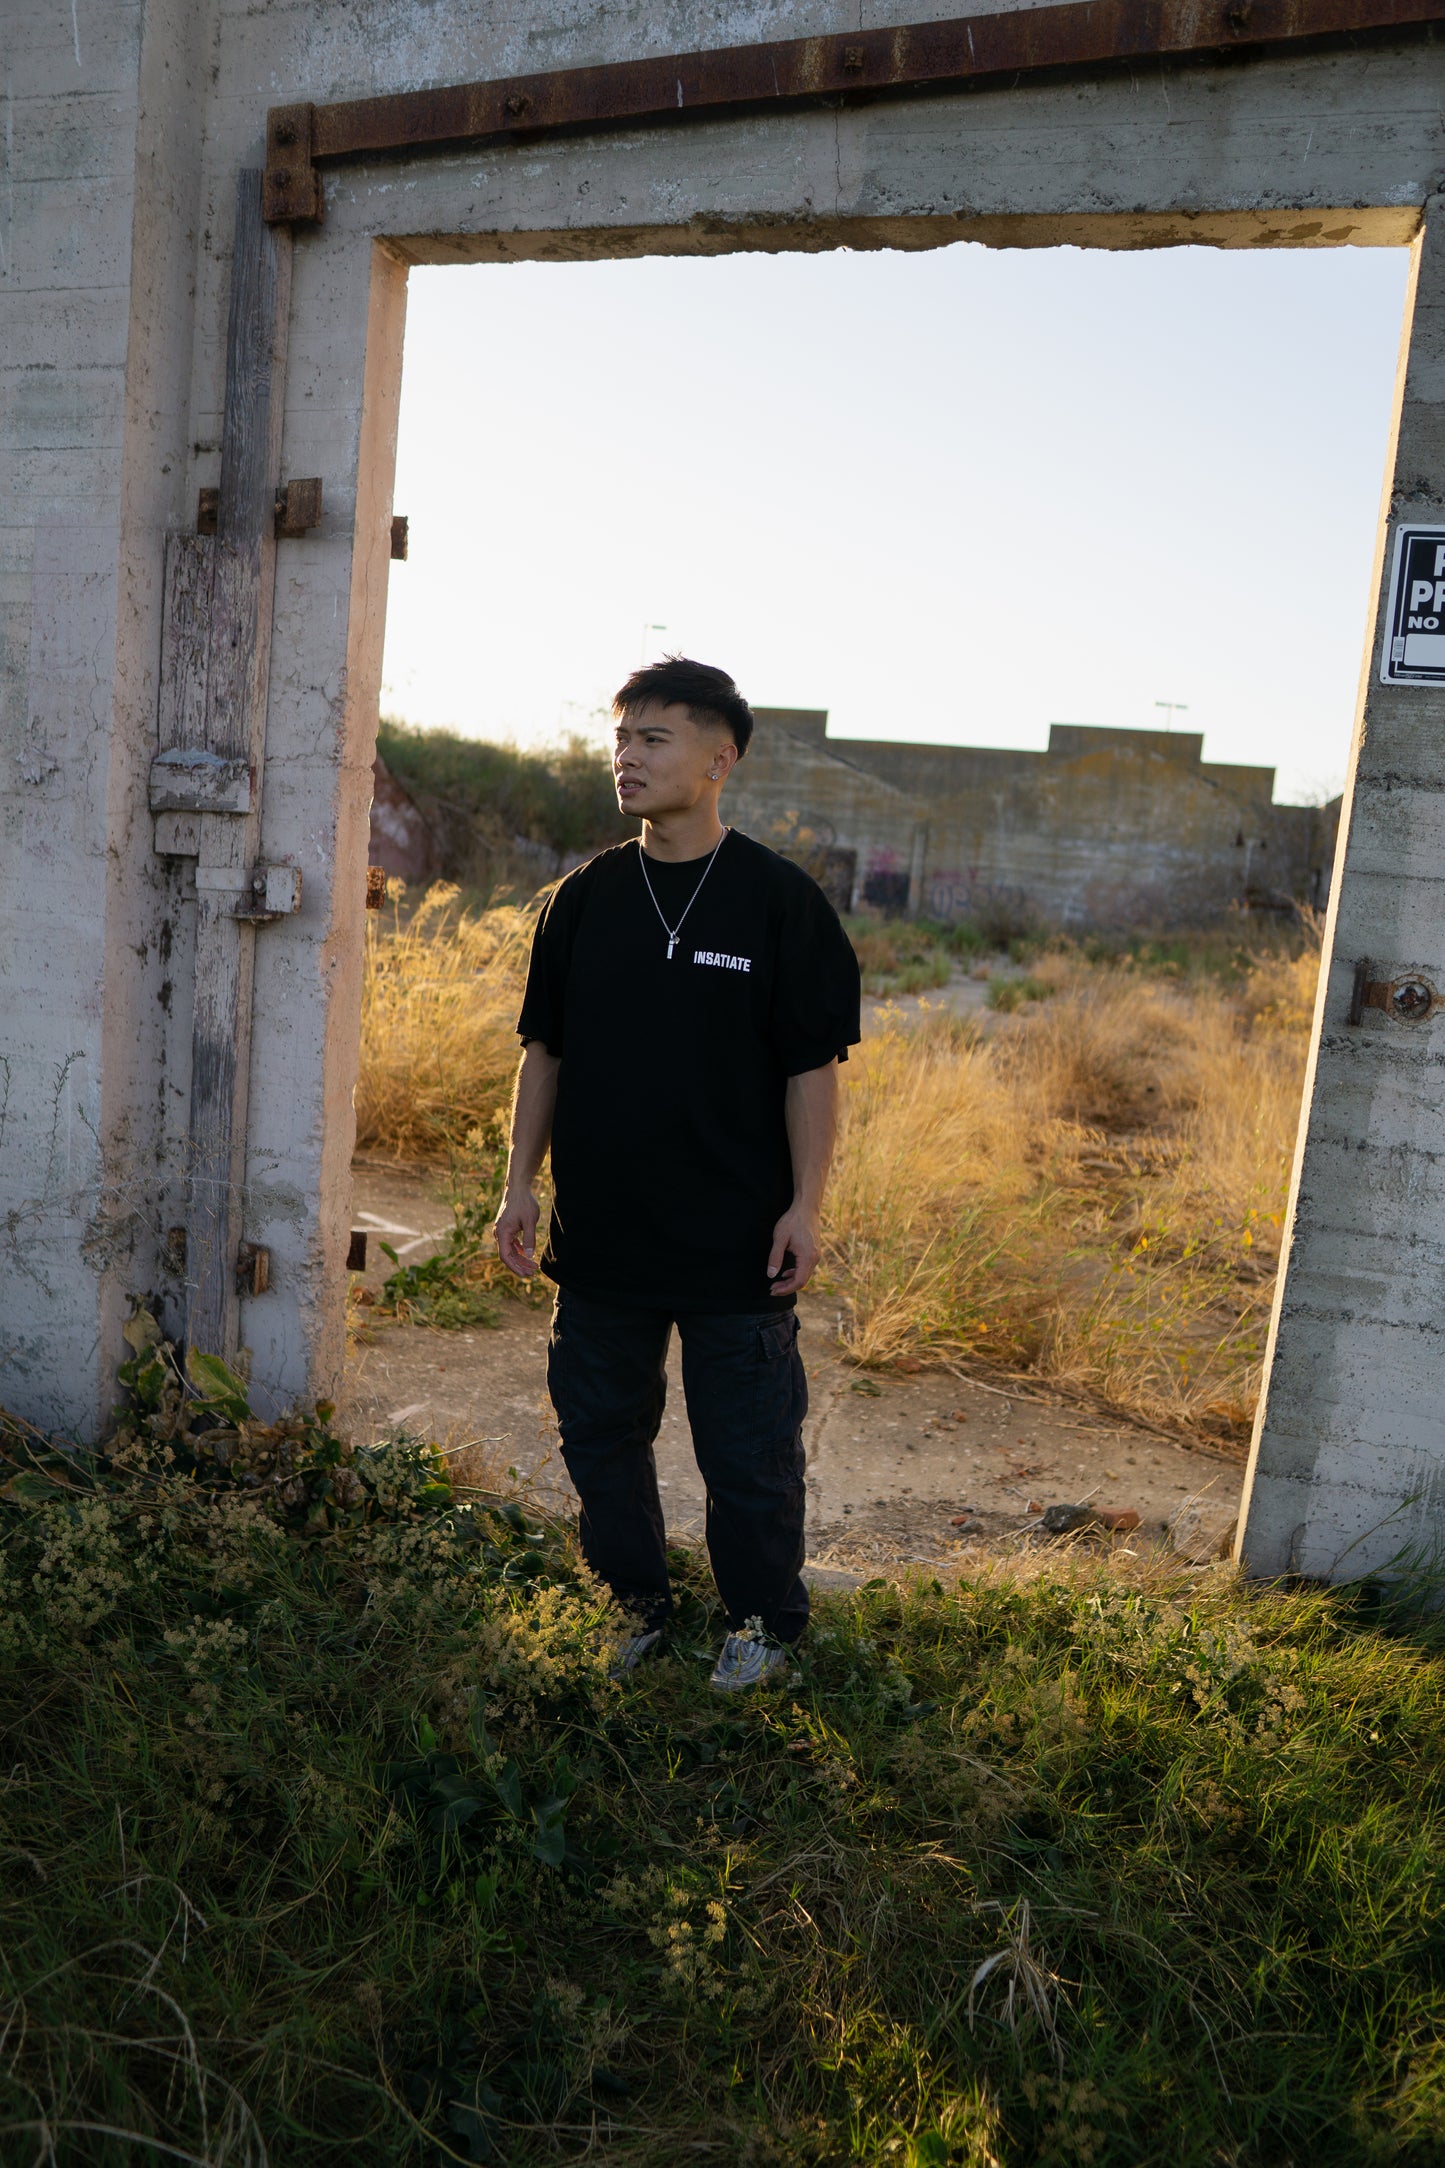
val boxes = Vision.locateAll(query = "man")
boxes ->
[493,657,861,1691]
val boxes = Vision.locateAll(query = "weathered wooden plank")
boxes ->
[218,176,293,552]
[187,868,258,1356]
[154,812,201,855]
[202,541,259,767]
[156,532,213,756]
[207,165,292,767]
[184,170,293,1362]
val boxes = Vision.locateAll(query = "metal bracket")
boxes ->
[365,866,388,909]
[233,865,303,923]
[197,478,322,538]
[1348,960,1438,1024]
[390,514,409,561]
[263,103,321,224]
[237,1242,271,1297]
[276,477,324,537]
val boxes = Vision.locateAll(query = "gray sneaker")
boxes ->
[609,1629,663,1681]
[709,1633,792,1693]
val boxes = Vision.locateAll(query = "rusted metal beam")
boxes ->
[264,0,1443,222]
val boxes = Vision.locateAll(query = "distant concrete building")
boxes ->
[729,711,1338,929]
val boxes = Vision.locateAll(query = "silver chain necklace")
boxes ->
[637,828,729,960]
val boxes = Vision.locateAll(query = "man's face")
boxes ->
[612,700,730,819]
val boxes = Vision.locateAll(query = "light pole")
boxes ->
[1154,699,1189,732]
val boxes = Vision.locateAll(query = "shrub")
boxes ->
[377,720,630,885]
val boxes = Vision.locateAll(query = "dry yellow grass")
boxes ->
[355,886,1317,1445]
[355,882,531,1162]
[830,949,1315,1443]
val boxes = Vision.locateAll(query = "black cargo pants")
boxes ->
[546,1288,809,1644]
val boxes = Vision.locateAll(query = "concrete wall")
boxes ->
[1238,209,1445,1583]
[2,0,209,1431]
[3,0,1443,1485]
[730,710,1335,927]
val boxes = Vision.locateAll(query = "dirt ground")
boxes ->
[342,1151,1244,1579]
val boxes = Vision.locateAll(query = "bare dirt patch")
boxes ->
[343,1162,1243,1577]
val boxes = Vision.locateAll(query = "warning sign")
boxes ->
[1381,525,1445,684]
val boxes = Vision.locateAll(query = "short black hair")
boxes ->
[612,655,754,759]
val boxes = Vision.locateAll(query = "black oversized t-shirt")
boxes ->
[515,830,861,1312]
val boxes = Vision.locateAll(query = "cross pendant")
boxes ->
[666,935,677,960]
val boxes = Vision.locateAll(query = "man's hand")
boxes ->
[767,1204,821,1297]
[494,1187,541,1278]
[494,1044,559,1279]
[769,1062,838,1297]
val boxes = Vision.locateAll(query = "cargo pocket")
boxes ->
[754,1311,807,1471]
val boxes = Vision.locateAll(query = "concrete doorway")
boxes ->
[346,232,1410,1568]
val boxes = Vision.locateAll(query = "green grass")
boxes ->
[4,1326,1445,2164]
[1077,921,1321,987]
[844,915,1322,1004]
[984,976,1054,1014]
[844,918,982,997]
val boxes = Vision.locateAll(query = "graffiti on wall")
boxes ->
[858,847,903,911]
[925,869,1031,921]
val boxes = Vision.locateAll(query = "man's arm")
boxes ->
[494,1041,560,1278]
[766,1058,840,1297]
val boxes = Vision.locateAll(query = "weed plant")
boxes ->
[372,1131,514,1330]
[4,1325,1444,2164]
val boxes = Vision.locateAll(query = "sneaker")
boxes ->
[708,1633,792,1693]
[609,1628,663,1681]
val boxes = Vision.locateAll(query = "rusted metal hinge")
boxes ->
[237,1243,271,1298]
[1348,960,1439,1025]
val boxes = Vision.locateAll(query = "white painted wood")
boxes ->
[149,751,253,815]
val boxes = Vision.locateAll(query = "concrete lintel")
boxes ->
[396,205,1423,264]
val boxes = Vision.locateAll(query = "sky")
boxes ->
[379,239,1412,806]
